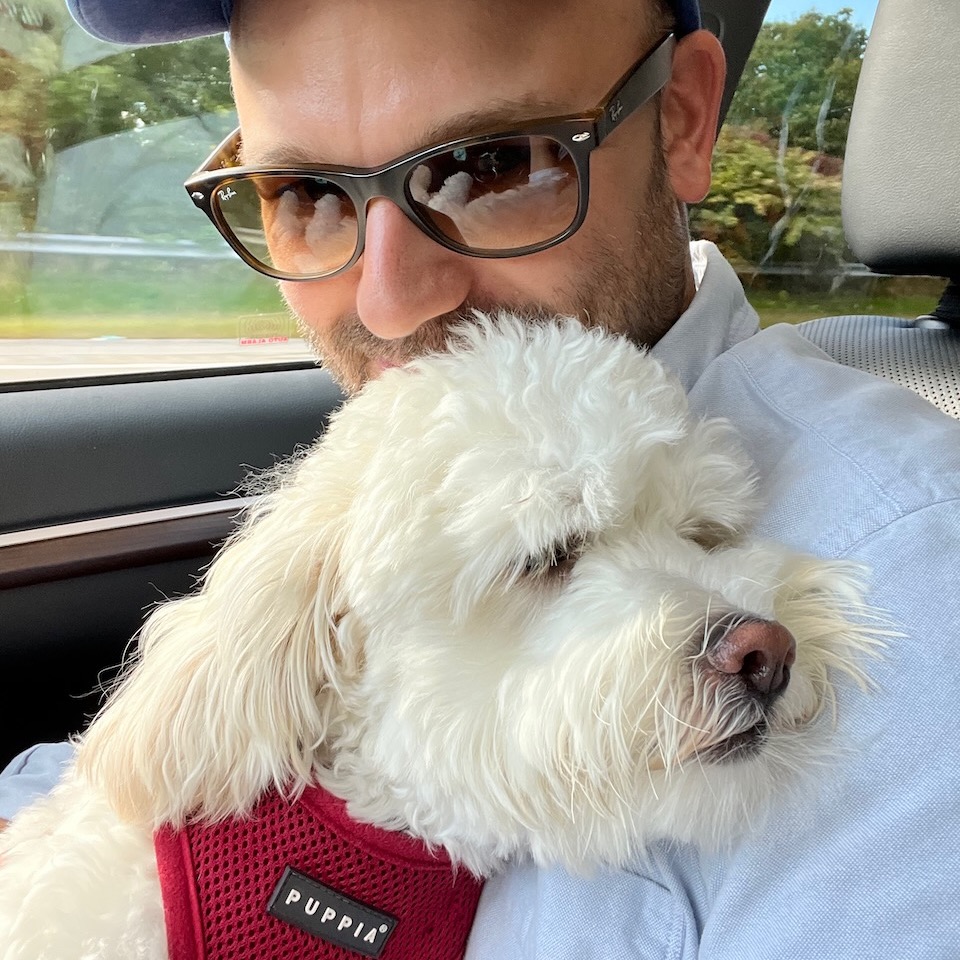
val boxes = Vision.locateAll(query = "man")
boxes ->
[3,0,960,957]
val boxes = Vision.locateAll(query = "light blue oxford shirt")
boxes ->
[3,241,959,957]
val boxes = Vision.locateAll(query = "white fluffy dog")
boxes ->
[0,316,880,959]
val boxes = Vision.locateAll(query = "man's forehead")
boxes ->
[229,0,657,168]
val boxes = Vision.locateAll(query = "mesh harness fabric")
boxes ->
[155,785,484,960]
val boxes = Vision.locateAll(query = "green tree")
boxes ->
[45,38,234,151]
[726,9,866,157]
[0,0,70,307]
[2,20,234,311]
[691,127,847,271]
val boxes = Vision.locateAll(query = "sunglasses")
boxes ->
[185,33,676,282]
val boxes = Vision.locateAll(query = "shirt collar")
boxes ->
[649,240,760,393]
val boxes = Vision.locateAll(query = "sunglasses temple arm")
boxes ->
[595,33,677,144]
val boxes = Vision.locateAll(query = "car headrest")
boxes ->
[841,0,960,280]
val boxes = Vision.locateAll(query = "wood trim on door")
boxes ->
[0,498,257,589]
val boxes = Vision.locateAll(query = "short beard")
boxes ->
[291,144,689,396]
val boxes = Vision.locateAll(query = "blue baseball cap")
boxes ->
[66,0,701,45]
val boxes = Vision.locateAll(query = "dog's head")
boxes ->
[80,315,879,872]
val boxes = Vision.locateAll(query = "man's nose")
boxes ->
[354,199,473,340]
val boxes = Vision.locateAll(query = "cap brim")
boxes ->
[66,0,231,44]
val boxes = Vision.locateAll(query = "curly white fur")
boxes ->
[0,315,885,959]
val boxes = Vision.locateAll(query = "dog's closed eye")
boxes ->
[519,535,585,582]
[682,520,743,552]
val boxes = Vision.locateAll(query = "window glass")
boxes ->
[0,1,939,382]
[1,9,306,383]
[690,0,942,327]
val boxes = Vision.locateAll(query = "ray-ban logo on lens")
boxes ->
[267,866,398,958]
[218,187,237,202]
[609,99,624,124]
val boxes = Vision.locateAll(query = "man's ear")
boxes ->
[660,29,726,204]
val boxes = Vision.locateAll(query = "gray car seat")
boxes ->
[797,0,960,419]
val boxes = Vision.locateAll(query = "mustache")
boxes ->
[326,299,566,365]
[329,312,453,364]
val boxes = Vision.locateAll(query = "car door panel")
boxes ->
[0,365,343,765]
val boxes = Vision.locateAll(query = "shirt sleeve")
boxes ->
[0,742,75,821]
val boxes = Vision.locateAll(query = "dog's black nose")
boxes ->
[707,618,796,702]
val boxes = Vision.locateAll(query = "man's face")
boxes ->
[229,0,718,394]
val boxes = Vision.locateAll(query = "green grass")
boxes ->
[0,265,287,339]
[747,282,944,328]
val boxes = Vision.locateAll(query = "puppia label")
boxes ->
[267,866,398,957]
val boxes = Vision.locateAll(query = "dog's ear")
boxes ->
[75,452,361,828]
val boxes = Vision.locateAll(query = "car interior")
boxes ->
[0,0,957,770]
[799,0,960,419]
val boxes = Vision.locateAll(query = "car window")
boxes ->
[0,0,936,384]
[1,8,309,384]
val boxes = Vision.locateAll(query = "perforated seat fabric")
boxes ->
[798,316,960,420]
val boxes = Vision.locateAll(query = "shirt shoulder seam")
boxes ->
[838,495,960,558]
[723,348,911,518]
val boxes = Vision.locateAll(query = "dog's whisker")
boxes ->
[654,697,714,738]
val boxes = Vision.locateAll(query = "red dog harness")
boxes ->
[155,785,484,960]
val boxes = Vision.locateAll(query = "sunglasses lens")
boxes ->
[407,135,580,252]
[213,175,359,278]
